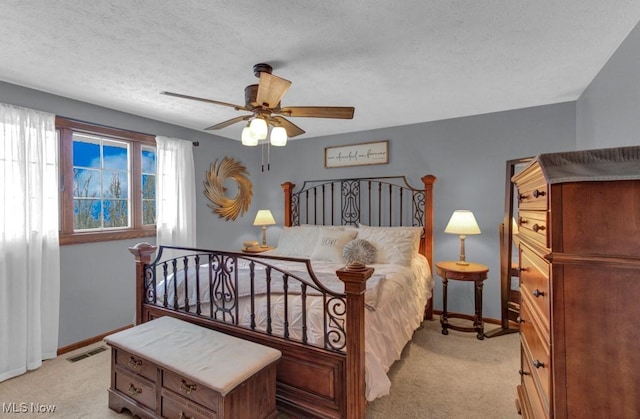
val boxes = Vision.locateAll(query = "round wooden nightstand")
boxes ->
[436,261,489,340]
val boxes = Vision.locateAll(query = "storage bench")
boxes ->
[104,316,282,419]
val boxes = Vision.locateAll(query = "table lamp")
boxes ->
[253,209,276,247]
[445,210,481,265]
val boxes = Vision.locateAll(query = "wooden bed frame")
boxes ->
[129,174,436,419]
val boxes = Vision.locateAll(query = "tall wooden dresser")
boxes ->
[512,146,640,419]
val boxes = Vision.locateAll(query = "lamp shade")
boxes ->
[253,209,276,226]
[249,117,268,140]
[241,126,258,146]
[444,210,481,235]
[270,126,287,146]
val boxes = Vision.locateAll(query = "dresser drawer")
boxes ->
[114,364,157,410]
[160,387,217,419]
[162,369,220,412]
[519,243,550,338]
[520,346,549,419]
[115,348,157,382]
[520,302,551,403]
[514,164,548,211]
[518,211,549,248]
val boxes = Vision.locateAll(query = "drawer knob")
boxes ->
[180,379,197,395]
[532,223,545,232]
[519,217,528,225]
[518,369,530,376]
[517,316,524,324]
[532,189,546,198]
[127,356,143,369]
[532,360,545,369]
[532,289,545,298]
[128,383,142,398]
[179,411,195,419]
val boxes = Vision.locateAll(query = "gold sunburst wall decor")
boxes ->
[203,156,253,221]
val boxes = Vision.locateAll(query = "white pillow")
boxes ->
[310,230,357,263]
[356,224,422,265]
[275,225,344,257]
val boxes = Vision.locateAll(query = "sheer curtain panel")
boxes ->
[156,136,196,257]
[0,103,60,382]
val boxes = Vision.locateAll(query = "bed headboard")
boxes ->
[281,174,437,269]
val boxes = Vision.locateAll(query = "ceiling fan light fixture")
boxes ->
[270,126,287,146]
[249,117,268,140]
[241,125,258,146]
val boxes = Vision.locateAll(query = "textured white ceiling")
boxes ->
[1,1,639,141]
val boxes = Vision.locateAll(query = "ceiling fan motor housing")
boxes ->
[253,63,273,77]
[244,84,259,109]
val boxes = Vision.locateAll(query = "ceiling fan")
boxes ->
[161,63,355,139]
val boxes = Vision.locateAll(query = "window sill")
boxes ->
[59,229,155,246]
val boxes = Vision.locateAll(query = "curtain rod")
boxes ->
[58,115,199,146]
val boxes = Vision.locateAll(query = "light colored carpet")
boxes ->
[0,317,520,418]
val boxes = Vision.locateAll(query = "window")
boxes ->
[57,117,156,245]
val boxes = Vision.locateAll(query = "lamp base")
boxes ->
[456,235,468,266]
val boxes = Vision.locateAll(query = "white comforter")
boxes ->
[154,253,433,401]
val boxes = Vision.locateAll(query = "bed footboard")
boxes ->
[129,243,373,419]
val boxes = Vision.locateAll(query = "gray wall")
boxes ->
[577,21,640,148]
[1,80,576,347]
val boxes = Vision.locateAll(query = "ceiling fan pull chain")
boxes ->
[267,141,271,171]
[261,140,265,172]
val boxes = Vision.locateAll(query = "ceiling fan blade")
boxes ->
[256,73,292,109]
[271,116,305,138]
[204,115,251,130]
[278,106,355,119]
[161,91,247,111]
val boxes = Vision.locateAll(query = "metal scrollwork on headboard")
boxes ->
[288,176,425,228]
[203,157,253,221]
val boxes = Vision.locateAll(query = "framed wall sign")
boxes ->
[324,140,389,168]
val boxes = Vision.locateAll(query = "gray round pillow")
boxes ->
[342,239,376,265]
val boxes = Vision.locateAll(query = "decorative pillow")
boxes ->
[356,224,423,265]
[342,239,376,265]
[275,225,345,257]
[274,226,322,257]
[310,230,357,263]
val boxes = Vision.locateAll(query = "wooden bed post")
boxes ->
[336,264,374,419]
[422,175,437,320]
[281,181,295,227]
[128,242,157,325]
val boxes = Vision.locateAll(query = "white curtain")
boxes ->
[155,136,196,258]
[0,103,60,383]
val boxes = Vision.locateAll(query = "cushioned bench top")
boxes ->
[104,316,282,395]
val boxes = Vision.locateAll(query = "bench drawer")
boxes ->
[163,369,220,412]
[114,364,156,410]
[115,348,156,382]
[161,388,217,419]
